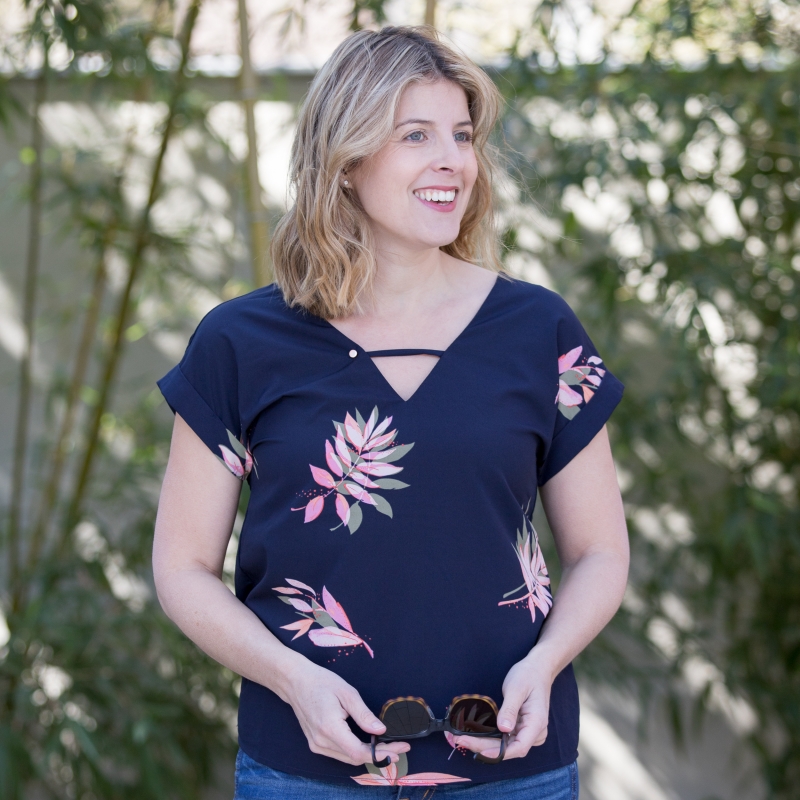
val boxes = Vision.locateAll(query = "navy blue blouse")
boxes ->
[157,275,624,787]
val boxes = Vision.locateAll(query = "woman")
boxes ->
[153,25,629,800]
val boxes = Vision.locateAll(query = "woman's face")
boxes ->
[349,79,478,255]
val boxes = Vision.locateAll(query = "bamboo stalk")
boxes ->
[237,0,270,287]
[25,243,108,573]
[59,0,202,549]
[7,49,47,605]
[24,126,138,577]
[424,0,437,27]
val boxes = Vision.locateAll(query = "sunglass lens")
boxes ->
[449,698,499,735]
[382,700,431,737]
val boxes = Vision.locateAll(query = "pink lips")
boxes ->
[413,187,459,213]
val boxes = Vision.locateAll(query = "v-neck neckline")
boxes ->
[318,274,503,403]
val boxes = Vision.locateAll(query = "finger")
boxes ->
[451,735,504,756]
[316,726,410,766]
[497,688,527,733]
[502,723,548,760]
[338,689,386,736]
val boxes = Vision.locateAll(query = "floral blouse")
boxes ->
[157,276,624,786]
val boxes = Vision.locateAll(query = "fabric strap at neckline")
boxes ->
[365,348,445,357]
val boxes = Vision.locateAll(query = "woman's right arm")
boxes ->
[152,413,409,766]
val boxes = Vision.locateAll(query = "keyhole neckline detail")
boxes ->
[320,273,502,403]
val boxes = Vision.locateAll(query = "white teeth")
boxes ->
[415,189,456,203]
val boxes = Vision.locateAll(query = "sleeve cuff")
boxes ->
[538,374,624,485]
[157,365,250,480]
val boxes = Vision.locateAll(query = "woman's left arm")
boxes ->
[450,425,630,760]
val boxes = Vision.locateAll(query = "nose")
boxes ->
[429,134,467,174]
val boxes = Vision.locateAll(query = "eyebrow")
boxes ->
[395,118,474,129]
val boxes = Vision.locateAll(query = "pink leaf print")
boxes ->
[557,382,583,406]
[500,509,553,623]
[349,470,380,489]
[355,461,403,477]
[360,449,395,461]
[285,578,316,593]
[244,449,253,476]
[363,430,396,452]
[556,348,607,418]
[364,415,392,446]
[325,440,344,477]
[335,493,350,524]
[322,586,354,632]
[308,627,374,658]
[309,464,336,488]
[274,580,373,657]
[344,412,364,448]
[219,445,245,478]
[335,430,352,467]
[304,496,324,522]
[398,774,470,786]
[363,407,379,442]
[344,483,377,505]
[351,765,469,787]
[280,619,314,640]
[558,345,583,373]
[294,408,413,533]
[272,587,302,595]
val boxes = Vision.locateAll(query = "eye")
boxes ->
[405,130,427,142]
[454,130,474,143]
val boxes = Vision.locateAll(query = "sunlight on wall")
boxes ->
[580,705,674,800]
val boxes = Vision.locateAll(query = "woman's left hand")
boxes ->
[446,653,553,761]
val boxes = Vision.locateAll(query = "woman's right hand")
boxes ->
[282,659,410,766]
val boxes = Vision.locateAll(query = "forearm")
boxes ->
[523,548,628,679]
[155,566,305,702]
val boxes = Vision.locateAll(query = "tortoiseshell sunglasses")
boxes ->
[370,695,508,767]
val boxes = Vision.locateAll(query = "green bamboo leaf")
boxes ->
[558,403,580,420]
[503,582,528,599]
[561,370,583,386]
[375,442,414,463]
[373,479,410,490]
[347,502,363,534]
[395,752,408,778]
[371,494,393,518]
[355,408,366,429]
[314,609,338,628]
[227,429,247,458]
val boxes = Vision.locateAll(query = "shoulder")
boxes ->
[192,283,317,344]
[493,274,577,323]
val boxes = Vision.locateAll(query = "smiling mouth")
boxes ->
[413,188,457,205]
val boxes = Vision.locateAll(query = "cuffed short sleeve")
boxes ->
[538,302,624,485]
[157,305,253,480]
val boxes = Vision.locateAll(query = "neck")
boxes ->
[368,240,451,317]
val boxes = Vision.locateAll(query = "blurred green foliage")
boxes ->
[0,0,798,798]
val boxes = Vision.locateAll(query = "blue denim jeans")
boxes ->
[234,750,579,800]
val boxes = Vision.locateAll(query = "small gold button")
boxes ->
[349,349,358,358]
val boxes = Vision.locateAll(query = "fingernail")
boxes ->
[370,721,383,731]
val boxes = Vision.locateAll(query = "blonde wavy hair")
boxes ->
[271,25,505,319]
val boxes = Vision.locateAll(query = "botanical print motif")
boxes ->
[498,508,553,622]
[292,406,414,534]
[351,753,469,787]
[556,345,606,420]
[218,428,255,480]
[272,579,374,658]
